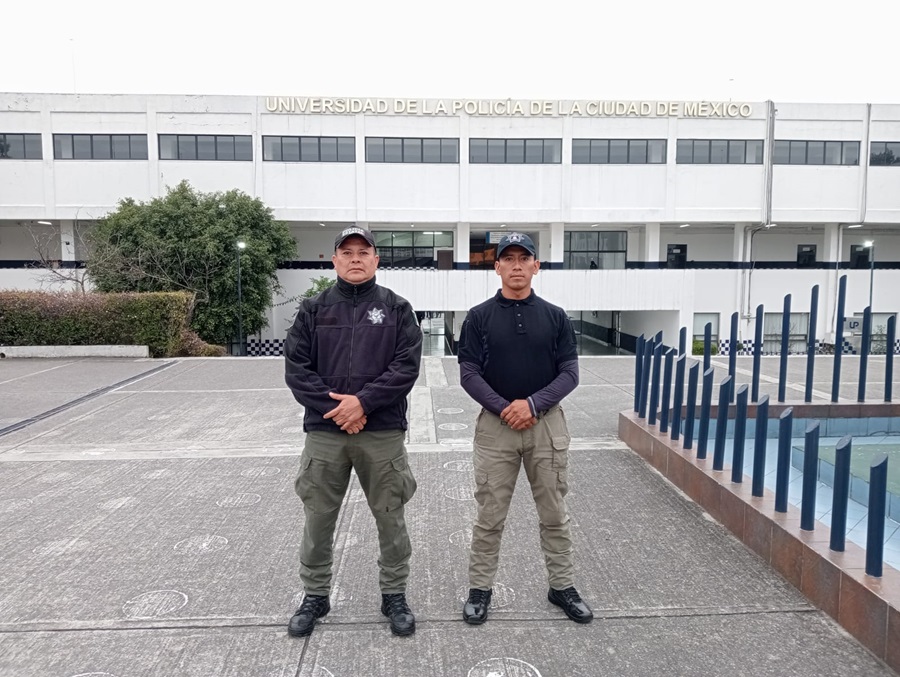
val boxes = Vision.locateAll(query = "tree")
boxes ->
[86,181,296,346]
[302,275,336,299]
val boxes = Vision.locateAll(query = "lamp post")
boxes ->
[237,241,246,356]
[865,240,875,311]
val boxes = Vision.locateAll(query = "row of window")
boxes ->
[2,132,899,167]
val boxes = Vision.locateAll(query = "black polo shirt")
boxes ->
[458,290,577,402]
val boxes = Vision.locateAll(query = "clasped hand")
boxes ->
[324,392,367,434]
[501,399,537,430]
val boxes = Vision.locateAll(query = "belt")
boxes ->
[485,404,559,424]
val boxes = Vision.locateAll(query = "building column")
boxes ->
[732,223,745,263]
[455,222,470,270]
[548,222,564,270]
[644,222,660,267]
[823,223,841,343]
[60,221,76,263]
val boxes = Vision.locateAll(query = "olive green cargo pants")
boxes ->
[468,406,574,590]
[295,429,417,596]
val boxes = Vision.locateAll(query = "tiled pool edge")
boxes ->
[620,409,900,673]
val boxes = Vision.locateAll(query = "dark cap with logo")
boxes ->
[334,226,376,250]
[496,232,536,258]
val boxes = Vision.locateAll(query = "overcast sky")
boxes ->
[1,0,894,104]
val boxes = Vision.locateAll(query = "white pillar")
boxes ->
[548,222,564,269]
[644,222,660,264]
[732,223,745,263]
[455,222,470,269]
[60,221,76,262]
[823,223,841,343]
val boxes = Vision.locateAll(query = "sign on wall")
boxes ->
[264,97,755,119]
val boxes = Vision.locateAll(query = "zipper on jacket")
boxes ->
[348,285,358,380]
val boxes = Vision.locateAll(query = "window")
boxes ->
[692,313,720,345]
[159,134,252,161]
[772,140,859,165]
[373,230,453,268]
[262,136,354,162]
[366,137,458,163]
[53,134,147,160]
[871,142,900,166]
[763,312,809,354]
[563,230,627,269]
[676,139,763,164]
[470,138,562,164]
[572,139,666,164]
[0,133,42,159]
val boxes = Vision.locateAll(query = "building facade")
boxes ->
[1,93,898,355]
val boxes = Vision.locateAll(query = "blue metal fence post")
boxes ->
[752,304,763,402]
[731,384,749,483]
[858,306,872,403]
[697,368,714,459]
[805,285,819,403]
[829,436,852,552]
[752,395,769,497]
[655,330,663,347]
[866,454,888,577]
[649,342,663,425]
[729,312,738,403]
[638,339,653,419]
[779,294,792,403]
[634,333,645,413]
[775,408,793,513]
[679,326,687,356]
[800,420,820,531]
[831,275,847,403]
[703,322,712,373]
[713,376,732,471]
[671,354,686,441]
[683,362,699,450]
[660,349,675,433]
[886,315,895,403]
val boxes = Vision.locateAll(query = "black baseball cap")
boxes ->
[496,232,536,258]
[334,226,376,250]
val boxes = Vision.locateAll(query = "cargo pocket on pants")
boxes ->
[383,454,416,512]
[294,455,318,510]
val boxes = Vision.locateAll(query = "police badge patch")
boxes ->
[367,308,385,325]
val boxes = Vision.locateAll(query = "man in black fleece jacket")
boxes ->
[284,226,423,638]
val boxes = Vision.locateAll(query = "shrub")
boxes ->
[175,329,227,357]
[0,291,195,358]
[691,339,719,356]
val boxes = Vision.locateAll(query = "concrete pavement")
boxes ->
[0,355,896,676]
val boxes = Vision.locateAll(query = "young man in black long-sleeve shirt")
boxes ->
[457,231,593,626]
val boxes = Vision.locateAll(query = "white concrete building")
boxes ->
[1,93,898,355]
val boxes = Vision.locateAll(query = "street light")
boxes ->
[237,241,246,356]
[864,240,875,311]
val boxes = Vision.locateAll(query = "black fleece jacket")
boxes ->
[284,276,423,433]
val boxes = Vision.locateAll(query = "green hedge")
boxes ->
[0,291,198,358]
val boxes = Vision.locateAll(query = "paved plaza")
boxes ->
[0,354,897,676]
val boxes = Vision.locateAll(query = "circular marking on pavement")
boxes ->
[32,538,91,557]
[444,486,474,501]
[0,498,32,513]
[174,534,229,553]
[36,471,76,483]
[281,426,304,434]
[216,493,261,508]
[468,658,542,677]
[439,423,468,431]
[240,466,281,478]
[443,459,474,472]
[459,582,515,608]
[122,590,188,619]
[448,529,470,548]
[439,438,471,446]
[98,497,134,511]
[140,469,169,480]
[313,668,335,677]
[437,407,464,414]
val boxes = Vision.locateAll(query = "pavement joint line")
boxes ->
[0,361,177,441]
[0,605,817,635]
[0,359,76,386]
[709,359,844,402]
